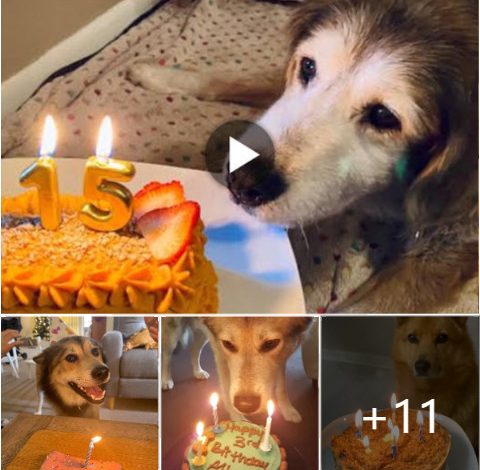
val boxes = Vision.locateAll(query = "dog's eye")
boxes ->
[222,340,238,353]
[91,348,100,357]
[65,354,78,363]
[364,104,401,131]
[260,339,281,353]
[299,57,316,85]
[407,334,419,344]
[435,333,449,344]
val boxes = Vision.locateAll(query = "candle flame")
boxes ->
[390,393,397,409]
[362,436,370,448]
[40,115,57,156]
[210,392,219,408]
[355,409,363,428]
[196,422,204,438]
[417,410,424,426]
[92,436,102,443]
[96,116,113,161]
[267,400,275,417]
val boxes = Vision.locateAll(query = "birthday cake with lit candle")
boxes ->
[1,116,218,313]
[330,409,451,470]
[40,451,122,469]
[182,421,287,470]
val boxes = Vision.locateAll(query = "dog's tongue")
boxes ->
[85,385,104,399]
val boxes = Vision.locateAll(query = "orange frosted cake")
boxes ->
[2,181,218,313]
[40,451,121,469]
[331,409,451,470]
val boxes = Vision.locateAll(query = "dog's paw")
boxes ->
[194,369,210,380]
[280,405,302,423]
[126,61,158,88]
[162,378,174,390]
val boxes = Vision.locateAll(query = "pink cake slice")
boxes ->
[40,451,122,469]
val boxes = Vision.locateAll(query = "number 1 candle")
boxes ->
[79,116,135,232]
[19,115,61,230]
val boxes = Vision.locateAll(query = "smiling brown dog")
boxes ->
[34,336,110,418]
[392,317,478,448]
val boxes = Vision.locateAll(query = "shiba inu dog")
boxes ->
[33,336,110,419]
[392,317,478,447]
[202,317,313,423]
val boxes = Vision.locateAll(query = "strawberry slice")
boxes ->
[133,181,185,219]
[137,201,200,263]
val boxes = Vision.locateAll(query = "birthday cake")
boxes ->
[182,421,287,470]
[40,451,122,469]
[330,409,451,470]
[1,181,218,313]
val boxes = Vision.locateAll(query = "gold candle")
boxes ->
[79,116,135,232]
[192,421,206,467]
[19,115,61,230]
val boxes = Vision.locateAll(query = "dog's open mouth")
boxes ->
[68,381,107,404]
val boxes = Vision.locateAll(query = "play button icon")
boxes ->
[204,120,275,185]
[228,137,259,173]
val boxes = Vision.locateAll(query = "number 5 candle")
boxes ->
[19,115,61,230]
[79,116,135,232]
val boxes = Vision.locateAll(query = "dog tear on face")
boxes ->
[253,24,433,226]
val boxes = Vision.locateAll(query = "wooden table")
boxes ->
[2,413,158,468]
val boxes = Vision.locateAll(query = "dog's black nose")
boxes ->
[234,394,261,414]
[91,365,109,381]
[227,162,287,207]
[414,360,431,376]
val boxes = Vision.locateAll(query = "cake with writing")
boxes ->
[331,409,451,470]
[40,451,122,469]
[1,181,218,313]
[182,421,287,470]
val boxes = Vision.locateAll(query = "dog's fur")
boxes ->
[129,0,478,312]
[392,317,478,447]
[162,317,313,423]
[161,317,210,391]
[33,336,110,419]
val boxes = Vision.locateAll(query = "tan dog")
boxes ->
[34,336,110,419]
[202,317,313,423]
[392,317,478,447]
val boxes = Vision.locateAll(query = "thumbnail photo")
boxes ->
[161,316,318,469]
[1,316,158,469]
[321,316,479,469]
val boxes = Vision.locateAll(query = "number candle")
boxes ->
[192,422,206,467]
[259,400,274,452]
[79,116,135,232]
[84,435,101,468]
[391,425,400,459]
[390,393,397,425]
[210,392,224,434]
[355,409,363,438]
[362,435,371,454]
[417,410,425,442]
[19,115,61,230]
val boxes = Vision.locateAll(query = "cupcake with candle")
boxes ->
[331,408,451,470]
[1,116,218,313]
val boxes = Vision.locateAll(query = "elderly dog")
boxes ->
[392,317,478,447]
[34,336,110,418]
[129,0,478,312]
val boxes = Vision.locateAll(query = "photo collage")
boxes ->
[1,0,478,469]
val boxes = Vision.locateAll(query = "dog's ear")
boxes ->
[452,317,468,330]
[33,351,46,364]
[405,82,478,230]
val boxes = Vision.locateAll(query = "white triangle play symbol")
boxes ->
[228,137,260,173]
